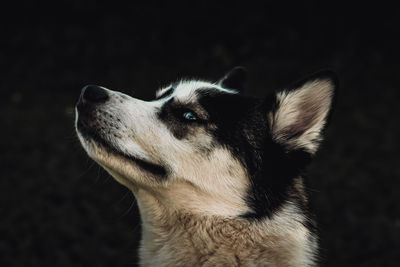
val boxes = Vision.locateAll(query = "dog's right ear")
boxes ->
[267,71,337,155]
[217,66,246,92]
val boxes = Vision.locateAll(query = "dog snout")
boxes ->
[76,85,111,135]
[80,85,109,104]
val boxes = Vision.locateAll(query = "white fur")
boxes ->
[76,79,319,266]
[77,81,250,211]
[270,78,334,154]
[157,80,237,102]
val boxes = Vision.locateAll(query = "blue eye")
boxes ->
[183,112,197,121]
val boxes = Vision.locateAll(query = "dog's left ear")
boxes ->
[217,66,246,92]
[267,71,337,154]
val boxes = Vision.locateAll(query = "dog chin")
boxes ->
[76,121,167,179]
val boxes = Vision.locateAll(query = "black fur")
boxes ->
[218,66,247,92]
[155,86,318,218]
[157,98,206,140]
[284,70,338,93]
[196,90,314,218]
[157,70,335,219]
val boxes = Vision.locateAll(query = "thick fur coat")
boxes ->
[75,67,336,266]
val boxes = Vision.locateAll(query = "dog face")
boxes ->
[76,68,335,218]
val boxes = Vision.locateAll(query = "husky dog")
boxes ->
[75,67,336,266]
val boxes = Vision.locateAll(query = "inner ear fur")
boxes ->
[268,71,337,154]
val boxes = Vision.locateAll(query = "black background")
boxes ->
[1,1,399,266]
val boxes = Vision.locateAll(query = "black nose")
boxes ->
[81,85,109,103]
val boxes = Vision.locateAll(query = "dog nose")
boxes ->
[81,85,109,103]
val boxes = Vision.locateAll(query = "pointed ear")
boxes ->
[217,66,246,92]
[268,71,337,154]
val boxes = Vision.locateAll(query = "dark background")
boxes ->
[1,1,399,266]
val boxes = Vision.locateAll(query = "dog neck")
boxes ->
[133,181,250,226]
[132,185,317,266]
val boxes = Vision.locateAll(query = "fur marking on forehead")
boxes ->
[156,80,238,103]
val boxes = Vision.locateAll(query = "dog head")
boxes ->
[76,68,336,218]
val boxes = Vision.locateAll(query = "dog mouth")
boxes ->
[76,111,167,177]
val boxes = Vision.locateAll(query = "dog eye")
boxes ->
[183,112,197,121]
